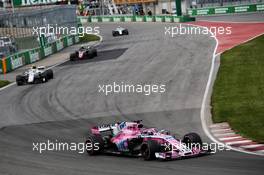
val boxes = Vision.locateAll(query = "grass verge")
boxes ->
[79,34,100,43]
[0,80,11,88]
[212,34,264,143]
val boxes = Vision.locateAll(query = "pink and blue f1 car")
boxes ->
[85,120,210,160]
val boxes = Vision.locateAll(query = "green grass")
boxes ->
[0,80,10,88]
[79,34,100,43]
[211,34,264,143]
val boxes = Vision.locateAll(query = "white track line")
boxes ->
[0,34,103,92]
[218,32,264,55]
[195,21,264,156]
[0,82,16,91]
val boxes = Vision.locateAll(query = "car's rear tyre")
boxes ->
[182,132,202,149]
[85,134,104,155]
[94,50,97,57]
[124,30,129,35]
[70,53,76,61]
[41,73,48,83]
[141,140,160,161]
[46,69,53,79]
[16,75,24,86]
[84,52,92,59]
[42,77,47,83]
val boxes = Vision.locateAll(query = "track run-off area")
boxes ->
[0,13,263,175]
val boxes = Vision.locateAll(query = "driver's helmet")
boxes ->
[118,121,126,130]
[32,65,36,69]
[80,47,85,50]
[143,129,155,135]
[159,129,170,135]
[148,130,154,135]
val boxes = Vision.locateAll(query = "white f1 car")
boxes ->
[112,27,129,37]
[16,66,53,86]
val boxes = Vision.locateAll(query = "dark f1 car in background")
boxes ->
[70,46,97,61]
[16,66,53,86]
[112,27,129,37]
[85,120,210,161]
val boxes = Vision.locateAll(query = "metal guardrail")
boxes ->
[0,35,79,74]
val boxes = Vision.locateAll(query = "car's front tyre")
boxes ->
[141,140,160,160]
[182,132,202,149]
[46,69,53,79]
[123,30,129,35]
[16,75,25,86]
[85,134,104,155]
[40,73,48,83]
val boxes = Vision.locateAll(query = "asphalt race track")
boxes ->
[0,15,264,175]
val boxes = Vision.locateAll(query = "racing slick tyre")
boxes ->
[85,52,92,59]
[70,53,77,61]
[16,75,25,86]
[94,50,97,57]
[46,69,53,79]
[85,134,104,155]
[40,73,48,83]
[182,132,202,149]
[123,30,129,35]
[112,32,118,37]
[141,140,161,161]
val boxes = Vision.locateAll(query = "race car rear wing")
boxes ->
[91,123,116,134]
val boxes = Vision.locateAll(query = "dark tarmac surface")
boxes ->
[0,14,263,175]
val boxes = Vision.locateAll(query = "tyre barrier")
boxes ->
[0,35,80,74]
